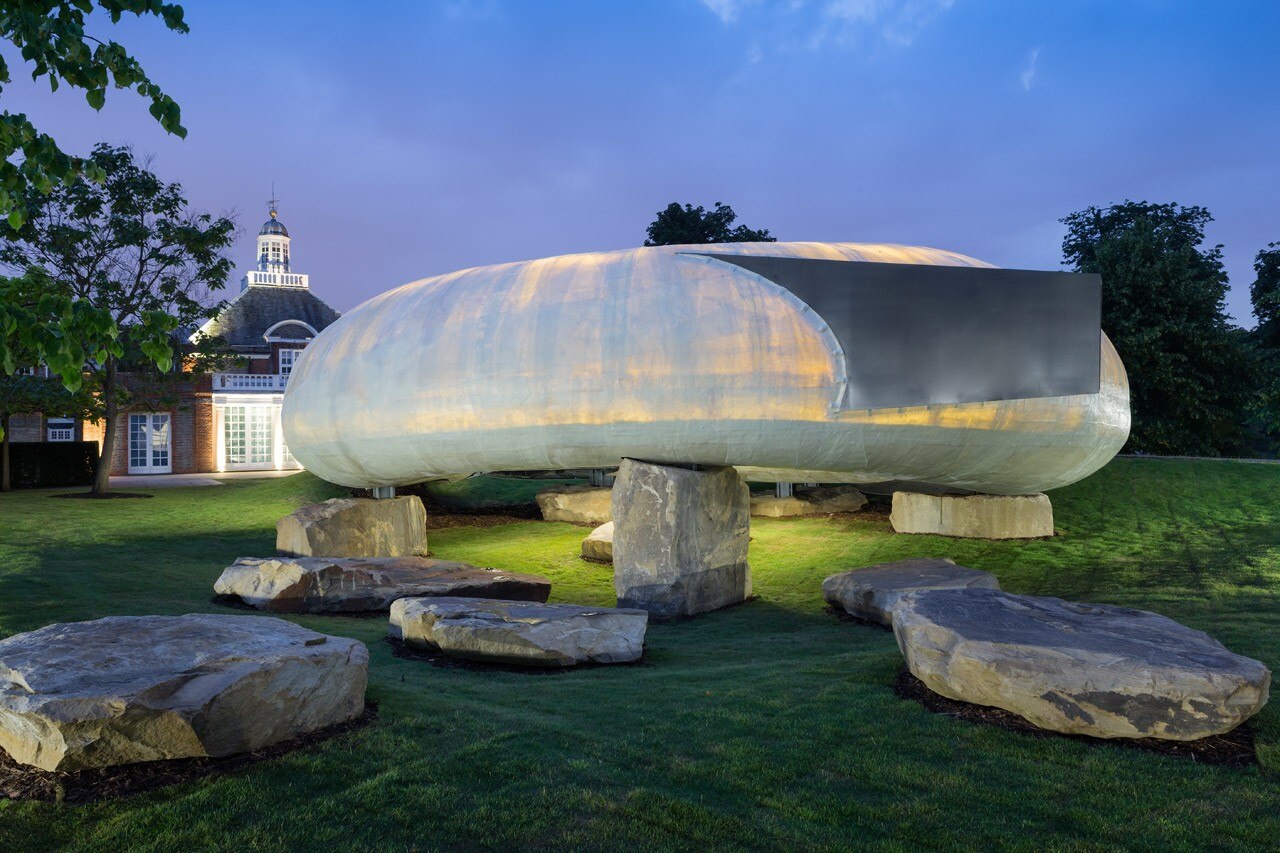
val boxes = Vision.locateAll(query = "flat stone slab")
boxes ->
[0,614,368,772]
[751,485,868,518]
[890,492,1053,539]
[581,521,613,563]
[215,556,552,613]
[892,589,1270,740]
[277,496,428,557]
[536,485,613,524]
[822,557,999,625]
[390,597,648,667]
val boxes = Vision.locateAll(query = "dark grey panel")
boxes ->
[699,254,1101,410]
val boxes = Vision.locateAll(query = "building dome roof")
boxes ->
[259,210,289,237]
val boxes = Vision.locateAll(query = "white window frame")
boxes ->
[278,348,304,376]
[127,413,172,474]
[46,417,75,442]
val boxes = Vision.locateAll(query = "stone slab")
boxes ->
[581,521,614,563]
[822,557,1000,625]
[215,556,551,613]
[612,459,751,618]
[890,492,1053,539]
[0,614,368,772]
[536,485,613,524]
[751,485,868,518]
[893,588,1270,740]
[277,496,428,557]
[390,597,648,667]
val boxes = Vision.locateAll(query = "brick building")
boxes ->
[12,203,340,476]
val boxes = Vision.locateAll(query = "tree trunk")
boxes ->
[91,360,117,495]
[1,412,10,492]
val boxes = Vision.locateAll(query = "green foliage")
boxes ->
[1249,244,1280,451]
[1061,201,1259,456]
[3,461,1280,847]
[1251,243,1280,350]
[0,1,188,225]
[644,201,776,246]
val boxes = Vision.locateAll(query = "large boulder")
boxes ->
[276,496,428,557]
[822,557,999,625]
[581,521,614,563]
[215,556,551,613]
[536,485,613,524]
[390,597,648,667]
[751,485,868,518]
[890,492,1053,539]
[612,459,751,618]
[0,614,368,772]
[893,589,1270,740]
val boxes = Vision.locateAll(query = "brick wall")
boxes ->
[7,413,43,443]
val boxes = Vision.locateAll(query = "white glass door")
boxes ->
[128,413,171,474]
[224,405,275,470]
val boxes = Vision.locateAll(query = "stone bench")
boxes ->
[750,485,867,518]
[277,496,428,557]
[892,588,1270,740]
[0,614,368,772]
[536,485,613,524]
[581,522,613,563]
[890,492,1053,539]
[822,557,1000,625]
[390,597,648,667]
[215,556,551,613]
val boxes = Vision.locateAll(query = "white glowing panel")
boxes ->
[282,242,1129,494]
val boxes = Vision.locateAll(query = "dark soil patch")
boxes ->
[210,594,388,619]
[893,668,1258,767]
[51,491,153,499]
[0,703,378,804]
[423,505,543,529]
[825,604,892,632]
[386,636,649,675]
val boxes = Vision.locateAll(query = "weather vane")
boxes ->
[267,182,280,217]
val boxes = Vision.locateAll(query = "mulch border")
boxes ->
[0,702,378,805]
[893,668,1258,767]
[210,594,389,619]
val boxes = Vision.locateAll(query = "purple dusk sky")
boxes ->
[6,0,1277,323]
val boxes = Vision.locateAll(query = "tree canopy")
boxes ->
[1061,201,1258,456]
[0,1,188,228]
[644,201,775,246]
[0,143,234,491]
[1250,243,1280,350]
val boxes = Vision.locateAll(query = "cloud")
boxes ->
[1020,46,1040,91]
[816,0,956,48]
[700,0,756,23]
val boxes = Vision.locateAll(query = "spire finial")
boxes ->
[267,182,280,218]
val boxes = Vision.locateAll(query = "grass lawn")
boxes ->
[2,458,1280,849]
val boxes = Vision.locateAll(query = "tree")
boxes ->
[0,143,234,493]
[1061,201,1259,456]
[1248,243,1280,452]
[1251,243,1280,350]
[644,201,776,246]
[0,1,188,227]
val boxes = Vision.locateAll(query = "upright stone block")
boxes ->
[890,492,1053,539]
[277,496,428,557]
[611,459,751,618]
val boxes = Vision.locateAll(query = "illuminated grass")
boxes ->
[1,459,1279,848]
